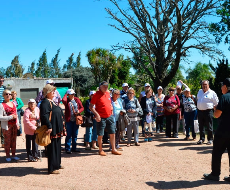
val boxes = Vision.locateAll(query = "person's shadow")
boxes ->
[0,167,47,177]
[146,179,229,189]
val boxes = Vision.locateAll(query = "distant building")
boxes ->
[4,78,72,104]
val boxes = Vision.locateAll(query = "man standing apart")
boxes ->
[0,75,6,148]
[197,80,218,145]
[203,78,230,181]
[89,81,121,156]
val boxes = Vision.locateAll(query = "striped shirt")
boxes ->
[0,86,4,103]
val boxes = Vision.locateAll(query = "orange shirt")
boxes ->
[90,90,112,118]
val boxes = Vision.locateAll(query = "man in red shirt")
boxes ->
[89,81,122,156]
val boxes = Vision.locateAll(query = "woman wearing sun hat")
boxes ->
[40,84,64,174]
[62,89,84,154]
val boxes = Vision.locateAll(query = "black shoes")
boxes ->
[66,150,72,154]
[203,173,219,181]
[224,176,230,182]
[197,140,204,145]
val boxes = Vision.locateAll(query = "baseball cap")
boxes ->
[100,81,108,86]
[66,89,76,95]
[89,91,96,96]
[145,83,151,87]
[184,88,190,92]
[109,88,113,91]
[28,99,36,104]
[122,83,129,87]
[46,79,55,84]
[221,78,230,87]
[157,86,163,90]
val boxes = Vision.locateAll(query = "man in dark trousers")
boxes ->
[203,78,230,181]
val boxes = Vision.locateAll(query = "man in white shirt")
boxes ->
[196,80,219,145]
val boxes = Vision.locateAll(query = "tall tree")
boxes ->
[0,67,6,77]
[35,50,49,78]
[76,51,81,68]
[86,48,119,84]
[209,59,230,97]
[28,61,36,76]
[209,0,230,49]
[186,62,214,95]
[50,48,61,78]
[5,55,24,78]
[63,53,75,71]
[106,0,222,89]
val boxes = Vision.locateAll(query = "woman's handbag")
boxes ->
[35,101,52,146]
[70,103,83,125]
[20,109,24,116]
[81,115,93,127]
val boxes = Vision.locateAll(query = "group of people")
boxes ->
[0,74,230,181]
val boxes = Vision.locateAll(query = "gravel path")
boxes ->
[0,126,229,190]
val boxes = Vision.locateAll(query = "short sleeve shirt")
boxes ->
[216,92,230,135]
[90,90,112,118]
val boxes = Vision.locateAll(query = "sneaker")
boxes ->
[203,173,219,181]
[156,130,160,134]
[12,157,20,161]
[197,140,204,145]
[144,138,148,142]
[223,176,230,182]
[121,137,125,141]
[6,158,11,162]
[207,140,213,145]
[148,138,152,142]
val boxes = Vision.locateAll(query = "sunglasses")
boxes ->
[169,90,174,92]
[0,80,4,82]
[128,93,134,94]
[5,93,11,96]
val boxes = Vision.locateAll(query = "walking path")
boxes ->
[0,126,229,190]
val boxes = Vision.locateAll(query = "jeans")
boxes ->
[184,110,197,138]
[17,109,22,135]
[85,119,97,142]
[156,115,164,132]
[127,120,139,143]
[197,109,213,141]
[65,121,79,151]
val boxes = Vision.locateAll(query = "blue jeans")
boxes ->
[184,110,197,138]
[65,121,79,151]
[85,119,97,142]
[17,109,22,135]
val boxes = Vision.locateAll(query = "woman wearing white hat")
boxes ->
[155,86,165,133]
[23,99,40,161]
[182,88,197,140]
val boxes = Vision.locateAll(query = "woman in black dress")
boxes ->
[40,84,64,174]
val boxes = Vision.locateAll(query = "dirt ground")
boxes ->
[0,124,230,190]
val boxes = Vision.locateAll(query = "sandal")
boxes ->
[127,144,130,147]
[135,142,140,146]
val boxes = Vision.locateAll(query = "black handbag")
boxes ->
[20,109,25,116]
[81,115,93,127]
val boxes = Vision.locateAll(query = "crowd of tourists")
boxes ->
[0,74,230,182]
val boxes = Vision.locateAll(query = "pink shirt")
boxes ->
[23,107,40,135]
[163,95,180,115]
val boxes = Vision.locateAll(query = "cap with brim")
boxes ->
[122,83,129,87]
[43,84,56,97]
[100,81,108,86]
[157,86,163,90]
[67,89,76,95]
[89,91,96,96]
[184,88,190,92]
[28,99,36,104]
[46,79,55,84]
[109,88,113,91]
[145,83,151,87]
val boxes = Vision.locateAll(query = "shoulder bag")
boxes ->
[70,102,83,125]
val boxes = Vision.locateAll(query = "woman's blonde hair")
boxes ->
[11,91,17,95]
[127,88,135,95]
[3,89,11,96]
[112,89,120,96]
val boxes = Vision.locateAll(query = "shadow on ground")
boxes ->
[146,179,229,189]
[0,167,47,176]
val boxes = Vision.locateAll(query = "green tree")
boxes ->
[86,48,120,84]
[0,67,6,77]
[63,66,95,96]
[50,48,61,78]
[209,59,230,97]
[186,62,214,95]
[76,52,81,68]
[209,0,230,48]
[5,55,24,78]
[35,50,49,78]
[106,0,222,89]
[28,61,36,76]
[63,53,75,71]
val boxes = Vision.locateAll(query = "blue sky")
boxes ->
[0,0,228,74]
